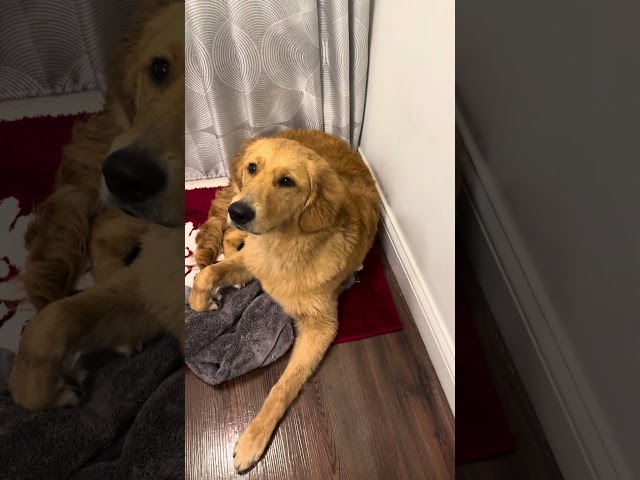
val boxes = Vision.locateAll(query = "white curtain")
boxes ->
[185,0,371,180]
[0,0,138,101]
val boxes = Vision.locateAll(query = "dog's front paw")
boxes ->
[188,286,221,312]
[234,421,271,473]
[8,354,80,410]
[189,266,223,312]
[9,302,80,410]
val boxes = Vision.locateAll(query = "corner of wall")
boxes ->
[456,105,619,480]
[358,147,456,414]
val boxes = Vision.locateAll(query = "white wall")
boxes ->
[457,0,640,478]
[360,1,455,347]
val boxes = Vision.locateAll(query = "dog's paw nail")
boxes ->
[69,351,83,367]
[67,382,81,396]
[73,367,88,384]
[56,387,81,408]
[115,344,134,356]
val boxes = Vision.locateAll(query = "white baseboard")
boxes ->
[358,148,455,415]
[456,106,619,480]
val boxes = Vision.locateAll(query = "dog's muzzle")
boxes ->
[102,147,167,204]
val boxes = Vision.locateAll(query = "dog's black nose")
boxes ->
[228,201,255,225]
[102,148,167,203]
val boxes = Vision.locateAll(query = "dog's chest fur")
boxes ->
[243,231,350,300]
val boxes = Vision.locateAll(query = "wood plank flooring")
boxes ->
[455,256,564,479]
[185,244,454,479]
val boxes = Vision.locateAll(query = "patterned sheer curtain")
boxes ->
[0,0,138,101]
[185,0,371,180]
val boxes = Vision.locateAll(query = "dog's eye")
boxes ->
[278,177,295,188]
[248,163,257,174]
[150,58,170,84]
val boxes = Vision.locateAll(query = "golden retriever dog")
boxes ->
[190,129,382,472]
[8,0,185,410]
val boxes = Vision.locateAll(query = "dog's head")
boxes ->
[228,137,346,235]
[100,0,184,228]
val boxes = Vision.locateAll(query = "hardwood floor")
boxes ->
[455,257,564,479]
[185,245,454,479]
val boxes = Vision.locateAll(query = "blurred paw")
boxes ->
[9,354,80,410]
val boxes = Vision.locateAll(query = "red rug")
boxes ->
[186,188,403,344]
[456,292,516,464]
[0,114,91,215]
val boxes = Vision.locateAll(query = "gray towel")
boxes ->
[185,281,294,386]
[0,335,184,480]
[184,274,358,386]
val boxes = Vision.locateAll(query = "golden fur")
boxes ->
[191,129,381,471]
[9,0,185,410]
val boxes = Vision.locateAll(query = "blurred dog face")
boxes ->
[100,1,184,228]
[228,138,345,235]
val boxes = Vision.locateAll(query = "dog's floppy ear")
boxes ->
[229,137,258,189]
[103,26,140,126]
[299,157,346,233]
[103,2,160,126]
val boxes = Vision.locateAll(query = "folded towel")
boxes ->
[0,335,184,480]
[185,274,358,386]
[185,281,294,386]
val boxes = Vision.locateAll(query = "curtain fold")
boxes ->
[185,0,371,180]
